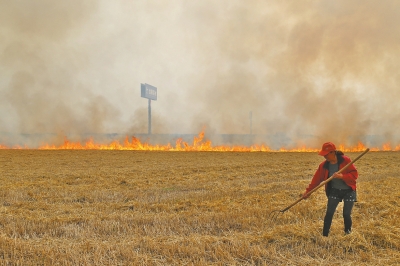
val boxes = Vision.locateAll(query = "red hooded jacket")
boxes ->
[305,154,358,197]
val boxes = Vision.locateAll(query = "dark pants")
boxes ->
[323,198,354,236]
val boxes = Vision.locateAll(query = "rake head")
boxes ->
[268,209,284,223]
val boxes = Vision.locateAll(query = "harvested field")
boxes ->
[0,150,399,265]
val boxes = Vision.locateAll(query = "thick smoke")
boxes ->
[0,0,121,146]
[0,0,399,148]
[183,0,400,147]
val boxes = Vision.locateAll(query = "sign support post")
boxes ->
[148,99,151,135]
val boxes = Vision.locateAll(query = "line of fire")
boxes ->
[0,131,399,151]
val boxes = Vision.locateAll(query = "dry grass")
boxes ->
[0,150,399,265]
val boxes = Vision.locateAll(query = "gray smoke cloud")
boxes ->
[1,0,399,148]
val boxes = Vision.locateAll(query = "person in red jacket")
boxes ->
[302,142,358,237]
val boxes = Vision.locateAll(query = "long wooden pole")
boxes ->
[279,148,370,213]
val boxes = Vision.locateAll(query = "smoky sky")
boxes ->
[1,0,399,147]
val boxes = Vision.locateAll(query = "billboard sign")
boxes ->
[141,83,157,101]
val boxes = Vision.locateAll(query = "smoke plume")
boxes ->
[1,0,399,148]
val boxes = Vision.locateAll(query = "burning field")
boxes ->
[0,149,399,265]
[2,1,400,264]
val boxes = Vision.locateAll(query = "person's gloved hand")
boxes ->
[332,172,344,179]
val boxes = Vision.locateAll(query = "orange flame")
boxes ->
[0,131,399,151]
